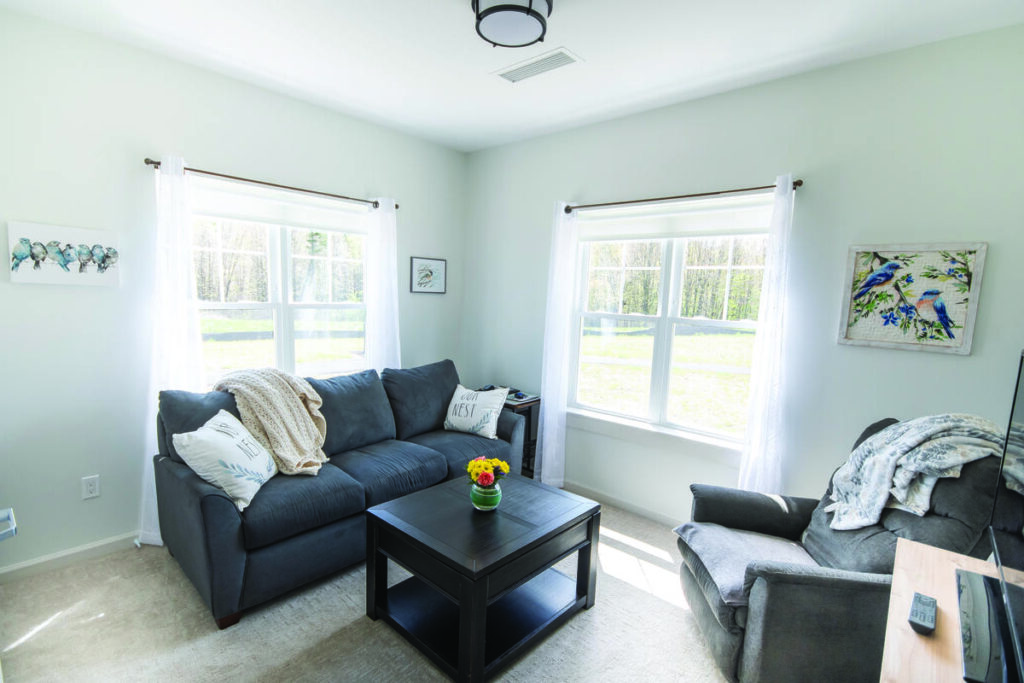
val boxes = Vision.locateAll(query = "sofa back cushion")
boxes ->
[158,389,239,463]
[381,359,460,440]
[307,370,396,456]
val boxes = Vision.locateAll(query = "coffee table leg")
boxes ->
[366,518,387,620]
[458,579,488,682]
[577,511,600,609]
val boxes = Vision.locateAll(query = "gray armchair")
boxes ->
[675,418,1018,683]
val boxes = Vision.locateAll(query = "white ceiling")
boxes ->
[4,0,1024,151]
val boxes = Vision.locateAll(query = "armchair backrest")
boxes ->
[801,417,1004,574]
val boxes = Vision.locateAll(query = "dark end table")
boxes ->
[366,475,600,682]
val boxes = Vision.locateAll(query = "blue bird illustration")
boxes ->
[29,242,47,270]
[76,244,93,272]
[916,289,954,339]
[91,244,105,268]
[96,247,119,274]
[853,262,901,300]
[45,241,74,272]
[10,237,30,271]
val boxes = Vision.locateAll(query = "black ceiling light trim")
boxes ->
[473,1,553,48]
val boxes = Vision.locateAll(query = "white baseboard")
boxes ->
[563,480,680,528]
[0,532,139,584]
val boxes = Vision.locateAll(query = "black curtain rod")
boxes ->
[143,158,398,210]
[564,179,803,214]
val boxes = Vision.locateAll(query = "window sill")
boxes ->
[565,408,742,465]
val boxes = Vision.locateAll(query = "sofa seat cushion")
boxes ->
[405,429,512,480]
[241,463,365,550]
[158,389,239,463]
[381,359,460,440]
[307,370,396,456]
[675,522,817,631]
[331,440,447,507]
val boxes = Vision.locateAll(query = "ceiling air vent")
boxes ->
[497,48,578,83]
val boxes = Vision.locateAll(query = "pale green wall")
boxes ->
[461,24,1024,522]
[0,9,467,569]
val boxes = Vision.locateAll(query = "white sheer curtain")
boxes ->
[738,174,796,494]
[138,156,206,546]
[365,198,401,372]
[536,201,579,487]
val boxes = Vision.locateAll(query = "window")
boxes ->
[569,193,773,440]
[189,177,371,385]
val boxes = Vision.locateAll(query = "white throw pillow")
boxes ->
[444,385,508,439]
[172,409,278,511]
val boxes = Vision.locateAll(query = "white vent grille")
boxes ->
[497,48,578,83]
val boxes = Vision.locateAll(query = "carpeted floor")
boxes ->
[0,503,725,682]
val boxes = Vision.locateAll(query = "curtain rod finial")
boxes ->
[793,179,803,189]
[564,205,573,214]
[144,157,160,167]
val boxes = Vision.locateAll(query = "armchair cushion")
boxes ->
[381,359,460,440]
[675,522,818,631]
[307,370,396,456]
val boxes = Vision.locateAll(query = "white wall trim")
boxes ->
[0,532,139,584]
[564,480,680,528]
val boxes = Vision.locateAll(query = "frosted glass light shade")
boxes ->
[473,1,553,48]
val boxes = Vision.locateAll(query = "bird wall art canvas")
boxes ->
[7,221,120,287]
[838,242,986,355]
[410,256,446,294]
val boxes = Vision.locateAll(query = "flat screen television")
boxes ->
[956,350,1024,683]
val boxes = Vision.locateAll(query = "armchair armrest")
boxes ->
[497,409,525,475]
[740,560,892,683]
[153,455,246,620]
[690,484,819,540]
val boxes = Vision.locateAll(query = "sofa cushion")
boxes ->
[158,389,239,463]
[405,429,512,481]
[444,384,507,439]
[381,359,460,440]
[675,522,817,631]
[172,409,278,511]
[240,462,365,551]
[307,370,396,456]
[802,456,999,573]
[331,440,447,507]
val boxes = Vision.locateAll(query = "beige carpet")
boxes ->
[0,503,725,682]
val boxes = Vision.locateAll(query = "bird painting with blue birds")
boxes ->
[916,289,955,339]
[853,261,901,300]
[29,242,47,270]
[10,237,30,271]
[76,244,93,272]
[45,241,76,272]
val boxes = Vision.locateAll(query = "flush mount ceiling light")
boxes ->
[473,1,553,48]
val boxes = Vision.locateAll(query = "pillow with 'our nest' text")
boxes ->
[444,385,507,439]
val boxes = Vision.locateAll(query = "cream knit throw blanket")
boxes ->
[214,368,327,476]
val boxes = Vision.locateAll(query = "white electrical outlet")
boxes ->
[81,475,100,500]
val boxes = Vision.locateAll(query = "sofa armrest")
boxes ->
[739,560,892,683]
[689,484,819,540]
[497,409,525,475]
[153,455,247,620]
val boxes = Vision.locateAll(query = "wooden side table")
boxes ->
[504,396,540,478]
[880,538,1024,682]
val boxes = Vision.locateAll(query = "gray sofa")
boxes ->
[675,418,1024,683]
[154,359,524,628]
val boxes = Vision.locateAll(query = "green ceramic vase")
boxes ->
[470,482,502,511]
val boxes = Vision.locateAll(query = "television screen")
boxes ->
[957,351,1024,683]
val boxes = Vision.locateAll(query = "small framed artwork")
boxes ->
[837,242,987,355]
[410,256,446,294]
[8,221,120,287]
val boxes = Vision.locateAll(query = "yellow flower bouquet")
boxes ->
[466,456,510,488]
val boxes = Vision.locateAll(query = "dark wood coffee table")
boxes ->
[366,475,601,682]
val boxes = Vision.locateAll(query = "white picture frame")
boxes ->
[837,242,986,355]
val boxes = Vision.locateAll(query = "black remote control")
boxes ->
[908,592,937,635]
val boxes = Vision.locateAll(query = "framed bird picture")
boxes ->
[410,256,446,294]
[8,221,120,287]
[838,242,986,355]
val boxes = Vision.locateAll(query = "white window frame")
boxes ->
[188,176,372,382]
[566,193,772,442]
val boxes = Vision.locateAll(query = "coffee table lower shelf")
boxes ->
[382,567,580,679]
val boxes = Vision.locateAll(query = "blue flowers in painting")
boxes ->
[881,311,899,326]
[903,274,914,284]
[899,304,916,318]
